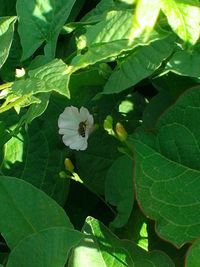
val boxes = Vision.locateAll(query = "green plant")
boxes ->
[0,0,200,266]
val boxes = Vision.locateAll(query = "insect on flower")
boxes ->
[78,120,87,137]
[58,106,94,151]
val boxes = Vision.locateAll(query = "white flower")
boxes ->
[58,106,94,151]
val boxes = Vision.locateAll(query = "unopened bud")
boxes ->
[64,158,74,172]
[115,122,128,141]
[104,115,115,136]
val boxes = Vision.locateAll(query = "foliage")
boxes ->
[0,0,200,266]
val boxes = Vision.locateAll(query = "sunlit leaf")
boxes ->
[129,0,161,42]
[161,0,200,45]
[1,59,70,114]
[69,217,174,267]
[104,34,175,94]
[0,16,16,69]
[16,0,76,60]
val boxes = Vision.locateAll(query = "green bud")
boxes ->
[64,158,74,172]
[104,115,115,136]
[115,122,128,141]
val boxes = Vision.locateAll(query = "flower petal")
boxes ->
[62,133,80,146]
[58,115,78,131]
[60,106,81,124]
[58,105,93,151]
[80,107,90,121]
[59,128,77,136]
[86,114,94,128]
[69,136,88,151]
[79,138,88,150]
[79,107,94,132]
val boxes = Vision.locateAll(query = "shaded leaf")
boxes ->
[166,49,200,77]
[105,155,134,228]
[7,227,82,267]
[82,0,115,22]
[185,239,200,267]
[142,90,175,129]
[75,131,120,195]
[0,0,16,16]
[104,34,175,94]
[22,93,50,125]
[0,176,72,249]
[1,109,69,205]
[132,87,200,247]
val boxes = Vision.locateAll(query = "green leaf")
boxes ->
[75,131,120,195]
[0,110,24,152]
[161,0,200,45]
[104,34,175,94]
[132,87,200,247]
[0,17,16,69]
[130,0,161,42]
[185,239,200,267]
[7,227,82,267]
[0,176,72,249]
[0,121,11,149]
[1,111,69,205]
[152,72,197,93]
[15,59,70,97]
[21,93,50,125]
[144,73,198,129]
[16,0,76,60]
[71,10,135,70]
[82,0,115,22]
[68,66,107,107]
[0,30,22,81]
[69,217,174,267]
[69,217,132,267]
[105,155,134,228]
[0,0,16,16]
[166,49,200,77]
[142,90,175,129]
[85,10,133,46]
[2,59,70,113]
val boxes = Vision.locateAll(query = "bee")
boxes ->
[78,121,87,137]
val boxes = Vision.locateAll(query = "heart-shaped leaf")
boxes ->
[0,176,72,249]
[132,87,200,247]
[7,227,82,267]
[69,217,174,267]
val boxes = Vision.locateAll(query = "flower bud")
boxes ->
[115,122,128,141]
[104,115,115,136]
[64,158,74,172]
